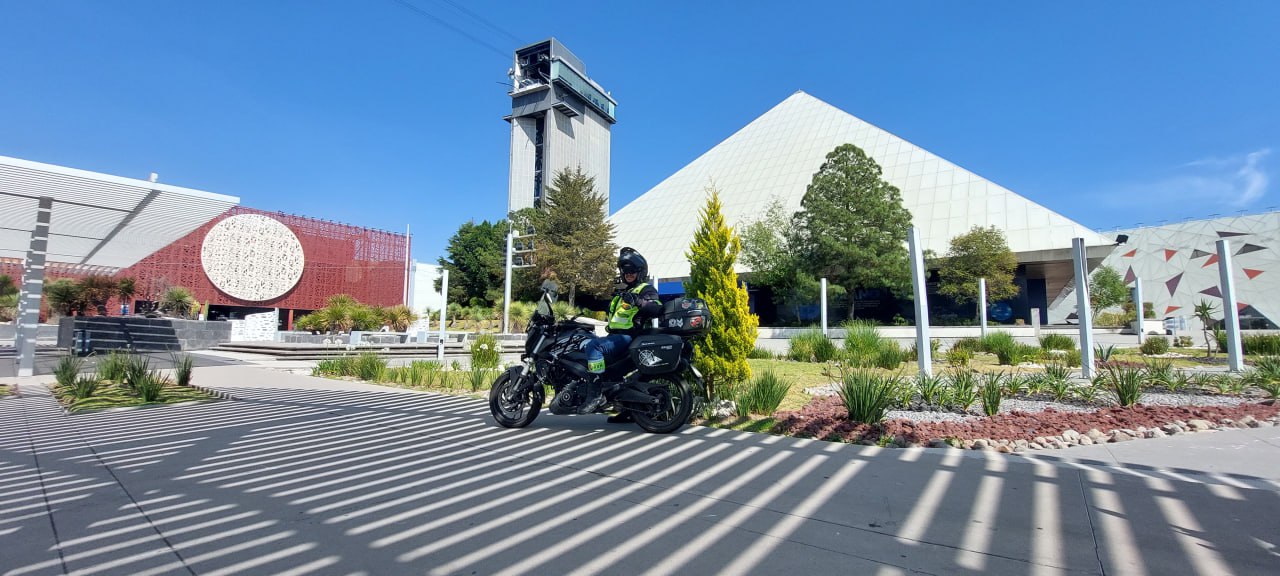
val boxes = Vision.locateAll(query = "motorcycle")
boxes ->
[488,280,708,434]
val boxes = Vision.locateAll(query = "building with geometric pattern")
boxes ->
[610,91,1113,323]
[1049,212,1280,328]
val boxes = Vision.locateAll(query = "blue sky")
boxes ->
[2,1,1277,262]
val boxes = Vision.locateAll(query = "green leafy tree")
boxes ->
[685,187,758,401]
[1089,265,1129,314]
[77,275,119,316]
[793,144,913,319]
[437,219,507,306]
[521,168,618,306]
[740,198,846,318]
[936,226,1020,305]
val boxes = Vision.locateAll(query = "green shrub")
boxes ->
[1094,344,1116,362]
[915,372,948,408]
[837,369,901,424]
[468,366,496,392]
[1174,335,1194,348]
[1038,334,1075,351]
[313,357,358,377]
[842,320,886,365]
[1143,359,1173,387]
[1074,382,1100,403]
[1064,348,1083,368]
[123,356,151,393]
[950,337,982,354]
[980,373,1005,416]
[1042,364,1073,402]
[874,342,905,369]
[1140,336,1170,356]
[54,356,84,388]
[170,353,194,387]
[97,351,129,382]
[747,346,775,360]
[905,339,941,362]
[978,331,1016,354]
[788,330,838,362]
[1247,356,1280,399]
[136,371,168,402]
[471,333,501,369]
[1101,365,1144,407]
[1094,311,1131,328]
[735,369,793,417]
[1166,370,1194,393]
[947,370,979,411]
[993,342,1039,366]
[945,347,972,368]
[355,353,387,381]
[70,374,101,399]
[1002,373,1028,397]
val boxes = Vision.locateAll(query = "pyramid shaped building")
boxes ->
[610,91,1112,319]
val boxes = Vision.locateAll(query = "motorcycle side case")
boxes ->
[629,334,683,374]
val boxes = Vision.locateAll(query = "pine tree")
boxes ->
[685,187,758,401]
[526,168,618,306]
[794,143,913,319]
[936,226,1020,304]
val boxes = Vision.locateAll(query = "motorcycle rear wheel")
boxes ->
[489,368,544,428]
[632,376,692,434]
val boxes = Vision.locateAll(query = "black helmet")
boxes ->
[617,247,648,283]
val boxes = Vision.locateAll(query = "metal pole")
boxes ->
[978,278,988,338]
[437,269,449,363]
[1217,239,1244,372]
[402,225,411,305]
[503,230,513,334]
[1132,277,1144,346]
[1072,238,1095,378]
[820,277,827,336]
[908,227,932,376]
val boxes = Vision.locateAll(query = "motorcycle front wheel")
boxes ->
[632,376,693,434]
[489,367,544,428]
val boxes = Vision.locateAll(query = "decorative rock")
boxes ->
[1029,442,1044,450]
[997,445,1014,454]
[1086,428,1108,442]
[1161,423,1182,434]
[1187,419,1213,432]
[1079,436,1094,446]
[927,438,949,448]
[1034,436,1048,446]
[1144,429,1167,439]
[1258,420,1273,427]
[1062,429,1081,443]
[1239,415,1259,428]
[1110,431,1136,443]
[973,439,990,450]
[1014,439,1029,449]
[1220,419,1235,427]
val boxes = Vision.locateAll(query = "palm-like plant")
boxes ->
[381,305,418,332]
[160,287,196,318]
[1193,299,1218,358]
[44,278,83,317]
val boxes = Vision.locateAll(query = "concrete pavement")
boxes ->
[2,365,1279,575]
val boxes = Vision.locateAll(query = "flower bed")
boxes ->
[773,394,1280,450]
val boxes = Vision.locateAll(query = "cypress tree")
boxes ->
[685,187,758,400]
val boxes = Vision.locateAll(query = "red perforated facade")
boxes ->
[1,207,408,322]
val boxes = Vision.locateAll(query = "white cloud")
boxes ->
[1096,148,1272,211]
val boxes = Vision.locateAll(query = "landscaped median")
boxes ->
[50,352,224,414]
[309,334,505,396]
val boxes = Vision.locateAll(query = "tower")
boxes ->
[506,38,616,213]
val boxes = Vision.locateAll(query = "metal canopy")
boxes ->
[0,155,240,271]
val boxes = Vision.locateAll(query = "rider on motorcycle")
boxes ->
[575,247,662,415]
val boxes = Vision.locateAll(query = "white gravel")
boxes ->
[998,399,1095,414]
[885,410,976,423]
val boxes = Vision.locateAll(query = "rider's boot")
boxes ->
[577,359,608,415]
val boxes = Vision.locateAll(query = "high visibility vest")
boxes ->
[607,284,649,330]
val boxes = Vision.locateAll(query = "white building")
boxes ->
[609,91,1112,322]
[407,260,441,315]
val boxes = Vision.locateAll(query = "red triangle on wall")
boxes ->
[1123,249,1137,258]
[1164,249,1177,261]
[1165,305,1181,315]
[1202,254,1220,267]
[1238,302,1250,311]
[1245,268,1264,279]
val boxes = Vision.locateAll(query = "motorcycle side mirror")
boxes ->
[541,279,559,302]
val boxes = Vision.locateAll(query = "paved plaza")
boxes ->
[2,364,1279,575]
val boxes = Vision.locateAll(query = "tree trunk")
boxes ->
[568,284,577,308]
[847,292,857,321]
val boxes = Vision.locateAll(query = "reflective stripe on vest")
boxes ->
[607,284,648,330]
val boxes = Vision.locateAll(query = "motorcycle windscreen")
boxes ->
[629,334,683,374]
